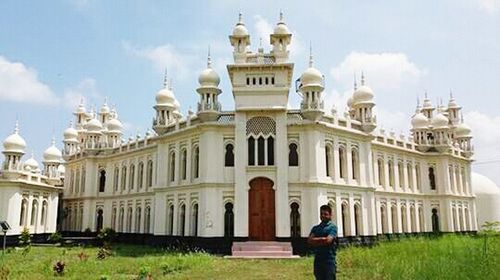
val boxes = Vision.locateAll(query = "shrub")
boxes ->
[96,247,112,260]
[53,261,65,276]
[48,232,63,243]
[97,228,117,246]
[161,257,191,275]
[18,227,31,246]
[137,266,153,280]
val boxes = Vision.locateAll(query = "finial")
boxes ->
[238,12,243,23]
[163,68,168,88]
[103,96,108,106]
[279,10,284,22]
[259,37,263,48]
[424,90,428,99]
[51,136,56,146]
[309,42,314,67]
[169,78,173,90]
[14,120,19,134]
[449,89,454,100]
[207,45,212,68]
[353,73,358,90]
[361,71,365,86]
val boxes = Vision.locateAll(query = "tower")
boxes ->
[43,138,62,178]
[197,49,222,122]
[63,121,79,157]
[298,47,324,121]
[153,71,179,134]
[1,122,26,171]
[351,73,376,132]
[270,12,292,63]
[229,13,251,64]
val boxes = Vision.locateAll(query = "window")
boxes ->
[339,146,347,179]
[138,162,144,189]
[193,146,200,178]
[407,163,413,190]
[178,204,186,236]
[114,167,119,191]
[352,149,360,180]
[377,158,385,186]
[224,202,234,237]
[41,201,48,226]
[431,208,439,232]
[191,203,198,236]
[81,168,86,193]
[257,136,265,165]
[341,202,350,237]
[289,143,298,166]
[129,164,135,190]
[121,166,127,190]
[147,160,153,188]
[248,137,255,165]
[415,165,421,190]
[135,207,141,233]
[290,202,301,237]
[119,207,124,232]
[96,209,104,232]
[429,167,436,190]
[391,206,398,233]
[111,208,117,230]
[380,206,388,234]
[181,149,187,180]
[167,204,174,235]
[30,200,38,226]
[401,206,407,233]
[325,145,333,177]
[75,169,80,193]
[99,169,106,192]
[144,206,151,234]
[225,144,235,167]
[267,136,274,165]
[127,207,133,232]
[170,152,176,182]
[354,203,362,236]
[388,161,395,188]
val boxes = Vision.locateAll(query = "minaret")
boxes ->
[74,98,87,130]
[447,91,461,125]
[270,11,292,63]
[153,70,177,134]
[298,46,324,121]
[99,98,111,125]
[229,13,251,64]
[105,108,123,148]
[1,122,26,171]
[197,48,222,122]
[351,72,376,132]
[63,121,79,157]
[421,92,434,119]
[43,137,62,178]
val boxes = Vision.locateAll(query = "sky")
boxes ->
[1,0,500,185]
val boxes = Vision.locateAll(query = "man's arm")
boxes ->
[308,233,334,247]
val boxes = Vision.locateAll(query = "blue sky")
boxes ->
[1,0,500,184]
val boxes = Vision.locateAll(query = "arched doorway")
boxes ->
[249,177,275,240]
[96,209,104,232]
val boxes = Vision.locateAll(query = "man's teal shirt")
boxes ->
[310,221,337,265]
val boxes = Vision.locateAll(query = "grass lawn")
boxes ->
[0,235,498,280]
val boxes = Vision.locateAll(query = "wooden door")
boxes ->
[249,177,275,240]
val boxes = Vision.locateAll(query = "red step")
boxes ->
[226,241,300,259]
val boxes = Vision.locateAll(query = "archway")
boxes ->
[249,177,275,240]
[96,209,104,232]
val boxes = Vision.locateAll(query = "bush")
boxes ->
[18,227,31,246]
[96,247,112,260]
[137,266,152,280]
[48,232,63,244]
[52,261,65,276]
[97,228,117,246]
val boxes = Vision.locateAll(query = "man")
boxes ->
[308,204,338,280]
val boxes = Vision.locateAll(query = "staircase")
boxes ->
[227,241,300,259]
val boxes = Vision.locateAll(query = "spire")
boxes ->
[424,90,428,100]
[207,46,212,68]
[14,120,19,134]
[163,68,168,88]
[309,42,314,67]
[361,71,365,86]
[238,12,243,24]
[353,73,358,90]
[449,89,454,100]
[279,10,284,23]
[103,96,108,106]
[169,78,173,90]
[50,136,56,147]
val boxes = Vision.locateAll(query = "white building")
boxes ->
[60,13,479,242]
[0,122,63,236]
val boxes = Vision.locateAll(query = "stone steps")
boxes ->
[227,241,300,259]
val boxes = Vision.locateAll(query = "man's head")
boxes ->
[319,204,332,223]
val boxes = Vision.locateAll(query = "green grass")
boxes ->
[0,235,498,279]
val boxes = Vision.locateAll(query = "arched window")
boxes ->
[19,199,27,226]
[290,202,301,237]
[178,204,186,236]
[111,207,117,230]
[377,158,385,186]
[170,152,176,182]
[410,206,416,233]
[81,168,86,192]
[129,164,135,190]
[267,136,275,165]
[224,202,234,237]
[328,201,337,225]
[193,146,200,178]
[289,143,299,166]
[352,149,360,180]
[167,204,174,235]
[407,163,413,190]
[257,136,265,165]
[127,207,133,232]
[225,144,235,167]
[388,161,395,188]
[325,145,332,177]
[119,207,125,232]
[99,169,106,192]
[339,146,347,179]
[30,200,38,226]
[41,201,48,226]
[391,205,398,233]
[96,209,104,232]
[75,169,80,193]
[138,162,144,189]
[114,167,119,191]
[135,207,142,233]
[380,205,388,234]
[354,203,362,236]
[431,208,439,232]
[147,160,153,188]
[398,162,404,188]
[415,165,421,190]
[191,203,198,236]
[429,167,436,190]
[401,205,407,233]
[341,202,350,237]
[181,149,187,180]
[464,208,470,231]
[449,166,455,192]
[248,137,255,166]
[144,206,151,234]
[121,166,127,190]
[418,207,424,232]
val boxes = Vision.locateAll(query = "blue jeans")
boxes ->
[314,262,336,280]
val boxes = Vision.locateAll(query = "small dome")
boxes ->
[422,97,433,109]
[107,118,123,132]
[233,23,249,36]
[347,96,354,108]
[455,122,472,138]
[3,124,26,154]
[300,67,323,87]
[198,68,220,87]
[100,101,110,114]
[353,85,374,104]
[471,172,500,229]
[155,87,176,106]
[43,140,62,163]
[24,155,39,171]
[274,22,290,35]
[430,113,449,129]
[84,118,103,132]
[63,123,78,140]
[57,164,66,175]
[75,101,86,114]
[411,113,429,129]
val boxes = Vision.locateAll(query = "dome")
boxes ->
[233,23,249,36]
[422,97,433,109]
[63,124,78,140]
[107,118,123,132]
[274,22,290,35]
[100,102,110,114]
[455,122,472,138]
[347,96,354,108]
[300,67,323,87]
[84,118,103,132]
[24,155,39,171]
[430,113,449,129]
[471,172,500,229]
[43,140,62,163]
[3,124,26,154]
[198,68,220,87]
[155,87,176,106]
[352,85,374,104]
[411,113,429,129]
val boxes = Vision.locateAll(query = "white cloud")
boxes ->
[478,0,500,13]
[0,56,58,105]
[330,52,424,94]
[62,78,102,110]
[123,42,196,80]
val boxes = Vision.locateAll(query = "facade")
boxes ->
[60,13,478,242]
[0,123,63,236]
